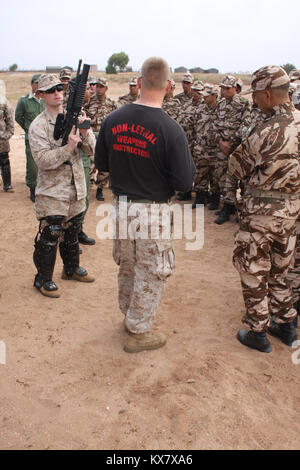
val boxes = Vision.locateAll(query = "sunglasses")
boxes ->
[44,84,64,94]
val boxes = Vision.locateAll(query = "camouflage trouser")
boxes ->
[233,213,297,332]
[25,137,38,189]
[193,147,227,194]
[287,219,300,304]
[223,171,238,205]
[113,199,175,334]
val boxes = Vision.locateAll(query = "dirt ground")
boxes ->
[0,76,300,450]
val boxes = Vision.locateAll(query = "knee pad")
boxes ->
[37,216,64,245]
[63,212,84,243]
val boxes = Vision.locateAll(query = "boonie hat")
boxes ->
[289,70,300,82]
[191,80,204,93]
[129,77,138,86]
[202,83,218,96]
[59,68,72,80]
[182,72,194,84]
[37,74,62,92]
[97,77,107,87]
[220,75,237,88]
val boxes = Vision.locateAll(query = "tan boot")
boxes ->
[124,331,166,353]
[61,267,95,282]
[40,286,61,298]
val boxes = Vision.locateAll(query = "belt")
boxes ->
[247,188,300,200]
[117,196,171,204]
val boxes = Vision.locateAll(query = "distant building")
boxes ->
[46,65,73,73]
[174,66,188,73]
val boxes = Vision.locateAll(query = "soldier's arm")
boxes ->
[3,102,14,140]
[15,98,26,130]
[228,132,257,180]
[29,119,75,171]
[80,129,96,156]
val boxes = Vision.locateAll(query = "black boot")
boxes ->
[30,187,35,202]
[1,161,14,192]
[78,226,95,245]
[207,193,220,211]
[96,187,104,201]
[33,237,60,297]
[268,320,297,346]
[192,191,207,209]
[176,191,192,201]
[214,203,235,225]
[237,329,272,353]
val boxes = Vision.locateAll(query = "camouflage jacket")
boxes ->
[63,89,70,109]
[117,93,139,107]
[84,94,117,132]
[229,103,300,219]
[162,97,181,121]
[177,99,204,149]
[28,108,95,201]
[174,91,192,105]
[0,98,14,153]
[213,94,251,149]
[193,101,219,154]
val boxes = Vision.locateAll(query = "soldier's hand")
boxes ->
[67,126,82,152]
[219,139,232,156]
[78,111,90,138]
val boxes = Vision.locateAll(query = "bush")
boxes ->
[9,64,18,72]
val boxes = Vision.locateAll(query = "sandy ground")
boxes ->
[0,86,300,450]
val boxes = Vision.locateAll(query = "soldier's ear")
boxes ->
[165,80,171,93]
[137,77,142,89]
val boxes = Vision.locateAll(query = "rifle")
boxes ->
[54,59,90,147]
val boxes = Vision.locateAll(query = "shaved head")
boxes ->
[141,57,170,91]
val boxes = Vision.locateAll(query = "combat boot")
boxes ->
[1,161,14,192]
[214,203,236,225]
[192,191,207,208]
[293,301,300,328]
[78,225,95,245]
[207,193,220,211]
[237,329,272,353]
[268,320,297,346]
[124,331,167,353]
[96,187,104,201]
[176,191,192,201]
[61,266,95,282]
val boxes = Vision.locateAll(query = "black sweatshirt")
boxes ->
[94,103,195,202]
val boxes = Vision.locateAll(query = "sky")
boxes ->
[1,0,299,74]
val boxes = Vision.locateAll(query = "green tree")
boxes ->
[9,63,18,72]
[105,52,129,74]
[281,63,297,75]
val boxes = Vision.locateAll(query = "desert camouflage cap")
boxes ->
[202,83,218,97]
[289,83,297,94]
[129,77,138,86]
[220,75,237,88]
[97,77,107,87]
[248,65,290,93]
[191,80,204,92]
[182,72,194,83]
[31,73,41,83]
[59,68,72,80]
[292,87,300,106]
[88,76,97,84]
[289,70,300,82]
[37,74,62,92]
[236,78,243,89]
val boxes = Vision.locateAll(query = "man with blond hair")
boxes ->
[95,57,195,353]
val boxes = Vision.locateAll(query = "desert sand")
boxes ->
[0,75,299,450]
